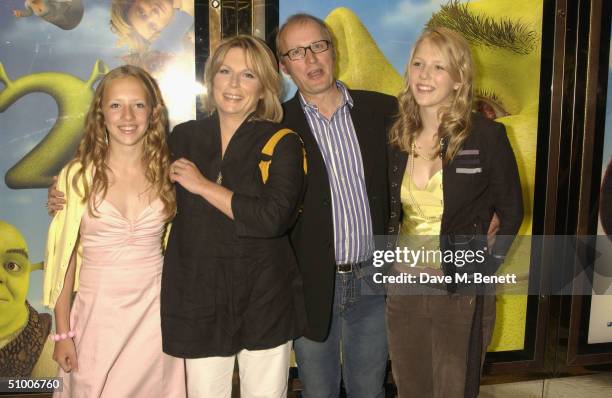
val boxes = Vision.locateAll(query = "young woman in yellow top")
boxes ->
[386,28,523,398]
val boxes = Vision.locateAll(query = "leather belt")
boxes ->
[336,260,369,274]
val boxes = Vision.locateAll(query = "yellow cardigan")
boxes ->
[43,161,91,309]
[43,161,171,308]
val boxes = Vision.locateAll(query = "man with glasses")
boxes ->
[276,13,396,398]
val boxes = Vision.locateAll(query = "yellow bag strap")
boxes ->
[259,128,308,183]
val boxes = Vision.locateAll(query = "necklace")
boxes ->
[216,171,223,185]
[411,142,439,161]
[407,146,443,222]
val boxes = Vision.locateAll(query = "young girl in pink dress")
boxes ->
[43,65,185,397]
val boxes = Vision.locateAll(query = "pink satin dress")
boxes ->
[55,198,185,398]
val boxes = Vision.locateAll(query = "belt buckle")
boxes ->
[337,263,353,273]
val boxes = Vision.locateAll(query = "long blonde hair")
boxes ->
[389,27,474,162]
[70,65,176,220]
[201,35,283,123]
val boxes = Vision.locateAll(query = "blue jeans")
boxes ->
[294,268,387,398]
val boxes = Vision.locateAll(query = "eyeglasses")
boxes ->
[281,40,331,61]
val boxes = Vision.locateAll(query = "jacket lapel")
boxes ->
[283,94,328,186]
[348,90,375,192]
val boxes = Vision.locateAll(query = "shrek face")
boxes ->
[0,221,30,330]
[428,0,542,228]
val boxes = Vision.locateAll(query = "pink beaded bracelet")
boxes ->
[49,331,75,341]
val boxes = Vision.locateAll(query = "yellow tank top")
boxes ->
[399,166,443,269]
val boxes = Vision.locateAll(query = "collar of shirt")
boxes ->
[298,81,354,115]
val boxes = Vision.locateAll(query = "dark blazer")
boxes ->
[387,112,523,397]
[282,88,397,341]
[388,112,523,264]
[161,115,307,358]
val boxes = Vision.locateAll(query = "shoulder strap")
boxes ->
[259,128,308,183]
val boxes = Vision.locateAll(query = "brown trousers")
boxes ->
[386,291,496,398]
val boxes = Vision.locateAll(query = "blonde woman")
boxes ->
[44,65,185,397]
[161,35,306,397]
[386,28,523,397]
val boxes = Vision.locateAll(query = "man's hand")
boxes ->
[487,213,500,249]
[47,176,66,216]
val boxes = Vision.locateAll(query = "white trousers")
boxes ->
[185,341,292,398]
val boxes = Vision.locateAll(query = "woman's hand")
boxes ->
[487,213,500,249]
[169,158,209,195]
[52,338,78,373]
[170,157,235,219]
[47,176,66,216]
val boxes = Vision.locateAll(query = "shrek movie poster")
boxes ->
[0,0,195,377]
[1,0,546,378]
[279,0,544,352]
[588,20,612,345]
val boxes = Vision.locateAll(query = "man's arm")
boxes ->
[47,176,66,215]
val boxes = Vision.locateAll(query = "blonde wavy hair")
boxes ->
[69,65,176,221]
[201,35,283,123]
[389,27,474,162]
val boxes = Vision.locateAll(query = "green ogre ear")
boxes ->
[31,261,44,271]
